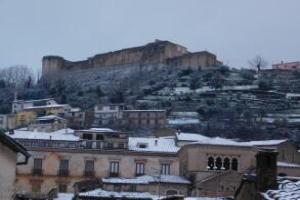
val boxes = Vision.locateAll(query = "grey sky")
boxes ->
[0,0,300,72]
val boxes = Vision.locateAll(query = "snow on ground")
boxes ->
[262,180,300,199]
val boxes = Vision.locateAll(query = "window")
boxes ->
[110,161,119,177]
[59,159,69,176]
[231,158,238,171]
[161,163,170,175]
[166,190,178,196]
[223,158,230,170]
[216,157,222,170]
[207,157,214,170]
[135,163,145,176]
[84,160,95,177]
[58,184,67,193]
[96,134,104,140]
[33,158,43,176]
[82,134,93,140]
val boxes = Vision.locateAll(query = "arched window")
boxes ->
[223,158,230,170]
[231,158,238,171]
[216,157,222,170]
[166,190,178,196]
[208,157,214,170]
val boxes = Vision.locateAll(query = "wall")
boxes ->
[0,141,18,200]
[16,150,179,194]
[42,40,188,78]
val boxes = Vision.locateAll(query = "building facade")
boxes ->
[122,110,166,128]
[93,104,125,127]
[10,129,300,198]
[0,131,29,200]
[272,61,300,70]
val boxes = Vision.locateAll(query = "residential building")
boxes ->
[122,110,166,128]
[12,98,69,127]
[0,131,30,200]
[28,115,67,132]
[9,128,300,198]
[93,104,125,127]
[0,114,17,130]
[272,61,300,70]
[63,107,86,129]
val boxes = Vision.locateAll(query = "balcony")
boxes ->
[109,172,119,177]
[32,168,43,176]
[84,171,95,177]
[58,169,69,177]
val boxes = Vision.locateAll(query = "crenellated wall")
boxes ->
[42,40,221,79]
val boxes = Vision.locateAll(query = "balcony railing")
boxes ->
[32,168,43,176]
[84,171,95,177]
[109,172,119,177]
[58,169,69,177]
[16,139,128,151]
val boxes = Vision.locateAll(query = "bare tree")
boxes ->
[0,65,35,88]
[248,55,268,72]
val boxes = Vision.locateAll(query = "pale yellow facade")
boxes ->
[16,150,179,195]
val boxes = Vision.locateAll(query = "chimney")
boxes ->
[256,148,278,193]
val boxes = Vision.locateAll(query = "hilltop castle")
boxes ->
[42,40,222,78]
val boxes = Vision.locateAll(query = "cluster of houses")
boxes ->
[1,102,300,199]
[1,87,300,200]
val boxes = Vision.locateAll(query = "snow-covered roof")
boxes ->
[79,128,117,133]
[176,133,210,142]
[24,104,66,110]
[54,193,74,200]
[37,115,66,121]
[124,110,166,112]
[177,133,287,148]
[168,118,200,125]
[102,175,191,185]
[240,140,288,146]
[79,189,158,199]
[7,128,79,141]
[262,180,300,199]
[277,162,300,168]
[128,137,179,153]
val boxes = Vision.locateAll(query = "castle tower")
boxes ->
[42,56,65,78]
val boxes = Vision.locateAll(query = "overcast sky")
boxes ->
[0,0,300,72]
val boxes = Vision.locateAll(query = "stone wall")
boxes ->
[42,40,221,79]
[42,40,188,78]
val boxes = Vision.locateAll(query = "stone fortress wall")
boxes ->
[42,39,222,78]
